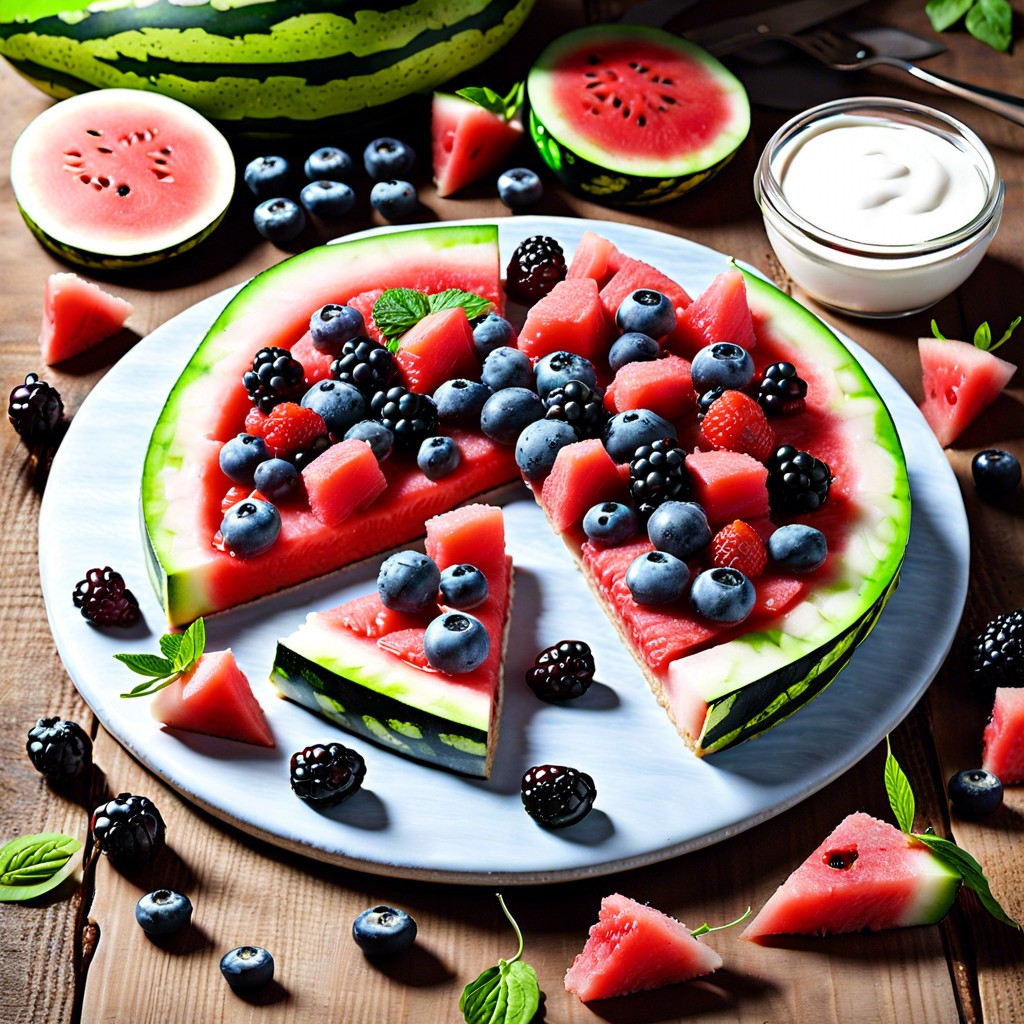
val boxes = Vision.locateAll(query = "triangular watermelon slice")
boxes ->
[564,893,722,1001]
[39,272,134,364]
[983,687,1024,784]
[667,267,755,359]
[742,813,961,941]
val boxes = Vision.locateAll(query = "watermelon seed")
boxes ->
[825,849,858,870]
[97,147,112,154]
[86,129,102,136]
[637,115,647,128]
[64,150,81,158]
[587,54,600,65]
[117,185,130,197]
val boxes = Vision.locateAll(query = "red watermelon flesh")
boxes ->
[321,593,430,639]
[39,272,134,364]
[686,449,769,527]
[567,230,622,288]
[290,333,334,386]
[599,256,692,346]
[518,278,615,363]
[394,306,478,393]
[150,649,274,747]
[604,355,694,420]
[564,893,722,1001]
[743,812,962,941]
[541,439,627,534]
[346,289,387,346]
[669,268,756,359]
[302,438,387,527]
[432,92,524,198]
[918,336,1016,448]
[983,687,1024,784]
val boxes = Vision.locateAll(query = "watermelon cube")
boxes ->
[302,438,387,527]
[567,230,622,288]
[541,439,627,534]
[518,278,615,364]
[686,449,769,526]
[668,268,756,360]
[604,354,695,420]
[982,687,1024,784]
[290,332,335,386]
[432,92,524,197]
[39,272,134,364]
[394,306,478,393]
[598,256,692,346]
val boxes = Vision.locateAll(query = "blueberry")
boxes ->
[471,313,517,357]
[301,379,366,436]
[310,303,366,352]
[434,378,491,425]
[609,332,660,373]
[948,768,1003,819]
[304,146,353,181]
[515,418,577,481]
[221,499,281,558]
[497,167,543,210]
[972,448,1021,497]
[352,905,417,957]
[344,419,394,462]
[534,350,597,398]
[378,551,440,614]
[243,155,290,198]
[300,180,356,219]
[417,435,460,480]
[135,889,193,938]
[602,408,678,463]
[690,342,755,394]
[690,567,755,623]
[584,501,639,545]
[219,433,271,486]
[439,563,489,609]
[626,550,689,605]
[370,179,418,221]
[423,611,490,673]
[616,289,677,339]
[253,458,299,502]
[253,197,305,242]
[480,387,544,444]
[647,501,712,561]
[767,524,828,572]
[220,945,274,993]
[481,346,534,392]
[364,137,416,180]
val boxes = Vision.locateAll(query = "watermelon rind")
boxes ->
[526,26,750,206]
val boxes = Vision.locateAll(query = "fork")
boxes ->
[783,29,1024,127]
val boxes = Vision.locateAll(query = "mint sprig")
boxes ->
[0,833,82,903]
[926,0,1012,51]
[459,893,539,1024]
[372,288,493,349]
[930,314,1021,353]
[456,81,524,121]
[884,737,1018,929]
[115,617,205,698]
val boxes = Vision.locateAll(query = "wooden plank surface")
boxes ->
[1,1,1022,1021]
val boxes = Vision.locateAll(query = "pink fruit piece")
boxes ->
[686,449,770,527]
[982,687,1024,784]
[540,438,627,534]
[394,306,478,394]
[518,278,615,364]
[668,267,755,360]
[302,438,387,527]
[39,272,133,364]
[604,355,694,420]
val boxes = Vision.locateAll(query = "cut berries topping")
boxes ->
[521,764,596,828]
[710,520,767,579]
[90,792,165,869]
[767,444,832,514]
[244,405,269,437]
[527,640,596,702]
[757,361,807,416]
[259,402,328,456]
[26,717,92,784]
[628,438,690,520]
[370,386,438,449]
[505,235,567,305]
[72,566,141,627]
[330,337,395,397]
[243,346,305,414]
[8,372,64,447]
[700,390,776,463]
[972,609,1024,688]
[543,379,608,439]
[290,742,367,806]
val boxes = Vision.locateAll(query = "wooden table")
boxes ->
[2,2,1023,1021]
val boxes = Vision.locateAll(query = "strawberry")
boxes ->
[260,402,328,456]
[700,389,776,463]
[244,405,269,438]
[710,520,767,579]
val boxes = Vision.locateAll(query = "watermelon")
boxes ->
[743,813,961,941]
[564,894,722,1001]
[598,256,693,348]
[540,439,627,534]
[11,89,234,269]
[604,355,694,420]
[302,439,387,528]
[669,267,757,358]
[918,336,1016,447]
[517,278,614,364]
[566,230,621,287]
[982,687,1024,784]
[0,0,538,134]
[686,449,769,527]
[527,26,750,206]
[39,273,134,364]
[394,306,478,394]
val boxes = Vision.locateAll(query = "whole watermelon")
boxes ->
[0,0,537,133]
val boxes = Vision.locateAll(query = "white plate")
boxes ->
[39,216,967,884]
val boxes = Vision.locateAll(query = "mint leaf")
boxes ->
[456,81,524,121]
[428,289,492,322]
[884,736,916,834]
[966,0,1012,51]
[502,81,525,120]
[989,314,1021,352]
[925,0,973,32]
[115,617,205,698]
[113,653,176,678]
[175,616,205,673]
[159,633,182,661]
[372,288,431,347]
[930,319,947,340]
[0,833,82,903]
[974,321,993,351]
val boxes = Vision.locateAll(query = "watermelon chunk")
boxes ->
[320,593,430,639]
[290,333,335,386]
[394,306,478,393]
[564,893,722,1001]
[566,230,622,288]
[346,289,387,346]
[541,439,627,533]
[518,278,615,364]
[982,687,1024,784]
[669,268,756,359]
[918,336,1016,447]
[599,256,692,346]
[39,272,133,364]
[604,355,694,420]
[686,449,769,527]
[150,649,274,747]
[302,439,387,527]
[743,812,961,941]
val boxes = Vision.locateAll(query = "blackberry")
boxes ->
[289,434,332,471]
[330,337,395,397]
[72,567,141,628]
[90,793,165,869]
[767,445,832,514]
[543,380,607,439]
[290,742,366,806]
[370,386,438,449]
[8,373,64,447]
[243,347,304,414]
[695,386,726,424]
[505,235,566,305]
[26,717,92,784]
[972,609,1024,688]
[757,361,807,416]
[628,439,690,519]
[521,764,596,828]
[527,640,595,702]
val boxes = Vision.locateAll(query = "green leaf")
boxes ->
[116,618,204,697]
[913,832,1019,928]
[884,736,916,834]
[974,321,993,351]
[175,616,206,673]
[427,289,493,322]
[925,0,974,32]
[0,833,82,903]
[372,288,431,346]
[989,315,1022,352]
[159,633,182,660]
[502,81,525,119]
[966,0,1012,51]
[120,673,181,699]
[113,652,176,678]
[930,318,947,340]
[455,81,524,121]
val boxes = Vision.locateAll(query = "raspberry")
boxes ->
[244,406,269,437]
[259,403,328,456]
[700,390,776,463]
[710,521,767,579]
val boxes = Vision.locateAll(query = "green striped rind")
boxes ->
[0,0,537,131]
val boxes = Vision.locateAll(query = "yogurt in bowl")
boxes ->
[755,97,1003,318]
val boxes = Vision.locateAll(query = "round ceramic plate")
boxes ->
[39,216,967,884]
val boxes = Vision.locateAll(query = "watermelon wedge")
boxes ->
[39,273,134,364]
[668,267,756,358]
[432,92,523,197]
[982,687,1024,784]
[564,893,722,1001]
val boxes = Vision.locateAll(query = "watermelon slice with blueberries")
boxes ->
[982,687,1024,784]
[39,273,134,365]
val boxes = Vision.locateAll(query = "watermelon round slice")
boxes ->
[432,92,524,197]
[39,273,134,364]
[564,893,722,1001]
[982,687,1024,784]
